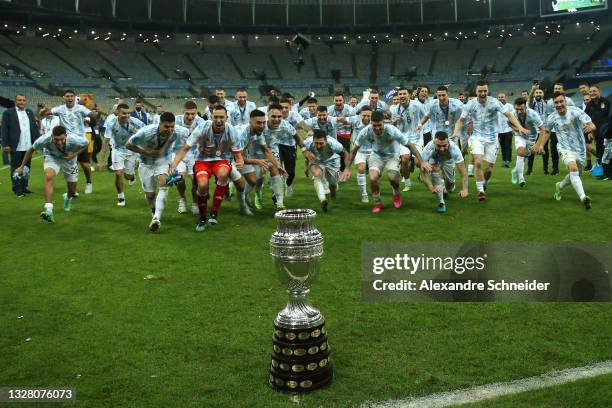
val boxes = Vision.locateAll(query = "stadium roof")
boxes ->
[1,0,610,35]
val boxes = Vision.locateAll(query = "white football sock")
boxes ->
[44,202,53,212]
[271,175,284,206]
[515,156,525,179]
[569,171,586,200]
[154,187,168,219]
[476,181,485,193]
[432,172,445,203]
[559,174,571,189]
[313,178,326,201]
[357,173,367,196]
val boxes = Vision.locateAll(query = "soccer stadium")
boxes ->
[1,0,611,406]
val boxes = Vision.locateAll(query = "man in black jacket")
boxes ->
[585,85,610,179]
[1,94,39,196]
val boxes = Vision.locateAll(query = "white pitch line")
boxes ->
[363,360,612,408]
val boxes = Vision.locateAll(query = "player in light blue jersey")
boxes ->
[300,97,319,121]
[452,80,528,201]
[509,98,545,187]
[417,86,464,141]
[327,91,356,170]
[215,87,235,112]
[533,92,596,209]
[302,106,346,140]
[259,104,302,210]
[238,109,287,215]
[15,125,89,222]
[543,83,575,176]
[420,131,469,213]
[356,89,391,116]
[342,111,423,213]
[497,93,515,168]
[392,87,425,192]
[174,100,207,215]
[279,98,307,197]
[415,85,433,145]
[302,130,351,212]
[172,106,244,231]
[127,112,189,232]
[43,89,95,194]
[96,103,144,206]
[229,88,257,127]
[345,106,372,202]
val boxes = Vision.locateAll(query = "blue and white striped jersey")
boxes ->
[104,116,145,153]
[303,136,344,165]
[498,102,515,133]
[354,124,408,159]
[229,101,257,126]
[188,121,241,162]
[303,117,339,140]
[356,99,390,116]
[128,124,188,165]
[425,98,464,136]
[327,104,356,134]
[544,106,591,159]
[51,104,91,137]
[264,119,298,148]
[238,125,268,160]
[33,131,89,161]
[460,96,511,143]
[422,140,464,165]
[346,115,372,154]
[512,108,544,143]
[175,115,207,155]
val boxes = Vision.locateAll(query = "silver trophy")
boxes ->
[268,209,333,393]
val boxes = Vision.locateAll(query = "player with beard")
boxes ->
[342,111,423,213]
[532,92,596,209]
[452,80,528,201]
[258,104,302,210]
[327,91,356,171]
[528,85,547,175]
[171,106,243,232]
[420,131,469,213]
[229,88,257,127]
[239,110,287,215]
[302,130,351,212]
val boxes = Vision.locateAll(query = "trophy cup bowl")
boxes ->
[268,209,333,393]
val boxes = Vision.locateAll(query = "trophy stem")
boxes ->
[274,291,325,330]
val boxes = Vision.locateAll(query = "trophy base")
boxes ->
[268,322,333,393]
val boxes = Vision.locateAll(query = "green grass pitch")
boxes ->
[1,153,611,407]
[553,0,605,11]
